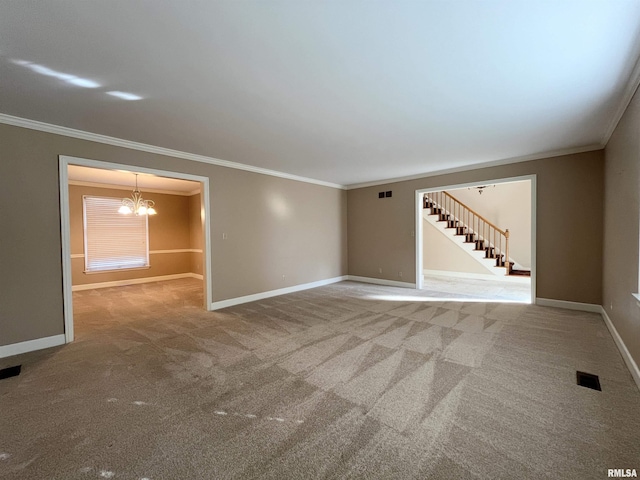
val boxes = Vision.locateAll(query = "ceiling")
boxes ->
[68,165,200,194]
[1,1,640,187]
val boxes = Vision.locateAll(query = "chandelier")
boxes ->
[469,185,495,195]
[118,173,157,216]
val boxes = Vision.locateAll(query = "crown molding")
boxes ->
[0,113,608,192]
[0,113,346,190]
[345,143,603,190]
[601,52,640,146]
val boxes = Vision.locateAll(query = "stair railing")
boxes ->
[424,191,511,275]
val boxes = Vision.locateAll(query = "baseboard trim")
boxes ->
[0,334,66,360]
[72,272,202,291]
[149,249,203,254]
[599,307,640,391]
[70,249,203,258]
[535,298,640,391]
[346,275,416,288]
[211,276,348,310]
[535,298,602,313]
[423,269,530,284]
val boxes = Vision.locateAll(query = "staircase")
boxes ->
[423,191,530,277]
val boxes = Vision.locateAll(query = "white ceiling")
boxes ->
[68,165,200,194]
[1,1,640,186]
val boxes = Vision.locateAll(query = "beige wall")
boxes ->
[348,150,603,304]
[68,184,194,286]
[423,219,489,274]
[446,180,531,268]
[212,171,347,297]
[603,85,640,369]
[0,123,347,347]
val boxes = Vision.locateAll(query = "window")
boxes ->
[83,196,149,272]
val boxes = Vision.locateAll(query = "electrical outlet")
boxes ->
[282,274,286,281]
[378,267,383,274]
[222,232,228,240]
[398,272,403,278]
[411,231,415,237]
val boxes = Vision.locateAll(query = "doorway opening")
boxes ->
[59,155,213,343]
[415,175,536,303]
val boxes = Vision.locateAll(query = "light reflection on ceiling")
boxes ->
[11,59,142,100]
[11,59,101,88]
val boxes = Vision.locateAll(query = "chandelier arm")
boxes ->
[119,173,157,215]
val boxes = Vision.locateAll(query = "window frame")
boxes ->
[82,195,150,274]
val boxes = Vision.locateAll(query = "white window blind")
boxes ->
[83,196,149,272]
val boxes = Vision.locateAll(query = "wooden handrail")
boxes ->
[442,191,507,236]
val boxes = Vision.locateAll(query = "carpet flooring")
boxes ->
[1,278,639,479]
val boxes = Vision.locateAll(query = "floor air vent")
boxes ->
[0,365,22,380]
[576,371,601,391]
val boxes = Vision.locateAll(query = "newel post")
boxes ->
[504,229,510,275]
